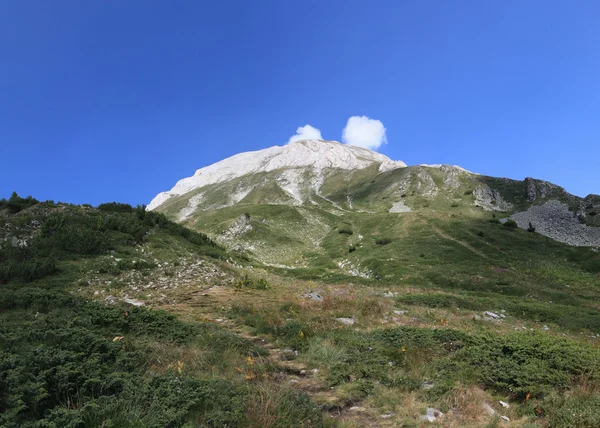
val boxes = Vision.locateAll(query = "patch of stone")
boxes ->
[483,402,495,416]
[336,317,356,326]
[505,200,600,247]
[421,408,444,422]
[484,311,501,319]
[123,298,145,306]
[389,200,412,213]
[473,185,513,212]
[303,292,323,301]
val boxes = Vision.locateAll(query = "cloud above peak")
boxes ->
[287,124,323,144]
[342,116,387,150]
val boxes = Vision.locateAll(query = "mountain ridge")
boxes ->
[148,140,600,263]
[148,139,407,210]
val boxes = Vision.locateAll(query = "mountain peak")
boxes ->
[148,140,406,210]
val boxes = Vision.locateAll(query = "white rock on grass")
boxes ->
[389,200,412,213]
[483,403,495,416]
[123,298,145,307]
[484,311,501,319]
[336,317,356,326]
[420,408,444,422]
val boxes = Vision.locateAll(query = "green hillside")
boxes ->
[2,191,600,427]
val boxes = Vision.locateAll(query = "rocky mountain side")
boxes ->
[148,140,600,266]
[148,140,406,211]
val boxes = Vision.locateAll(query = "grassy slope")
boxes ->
[3,188,600,427]
[0,201,320,427]
[152,168,600,425]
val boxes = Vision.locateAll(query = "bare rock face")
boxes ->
[415,168,439,198]
[221,214,253,239]
[525,177,564,202]
[389,200,412,213]
[440,165,465,189]
[473,186,513,212]
[148,140,406,210]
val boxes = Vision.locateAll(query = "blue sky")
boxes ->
[1,1,599,205]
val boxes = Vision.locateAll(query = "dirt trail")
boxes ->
[160,285,385,426]
[429,224,489,259]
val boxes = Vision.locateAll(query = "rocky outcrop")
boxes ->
[415,168,439,198]
[389,200,412,213]
[524,177,565,202]
[440,165,466,189]
[473,186,513,212]
[221,214,253,240]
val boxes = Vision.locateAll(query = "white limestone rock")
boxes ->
[148,140,406,210]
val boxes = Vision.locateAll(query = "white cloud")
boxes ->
[342,116,387,150]
[287,124,323,144]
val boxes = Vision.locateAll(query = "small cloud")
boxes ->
[342,116,387,150]
[287,124,323,144]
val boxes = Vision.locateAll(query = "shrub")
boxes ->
[527,222,536,233]
[450,202,459,208]
[451,332,600,398]
[543,388,600,427]
[348,245,356,253]
[234,274,269,290]
[477,231,484,237]
[0,191,39,214]
[464,190,473,196]
[97,202,135,213]
[567,248,600,273]
[338,228,353,235]
[504,219,518,228]
[375,238,392,245]
[0,287,263,427]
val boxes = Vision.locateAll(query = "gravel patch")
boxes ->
[504,200,600,247]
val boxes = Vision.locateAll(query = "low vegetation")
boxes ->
[2,192,600,426]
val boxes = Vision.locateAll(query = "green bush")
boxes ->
[234,274,270,290]
[504,219,518,228]
[0,191,39,214]
[375,238,392,245]
[97,202,136,213]
[451,332,600,398]
[542,389,600,427]
[567,248,600,273]
[338,228,353,235]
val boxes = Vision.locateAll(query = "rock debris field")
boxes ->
[504,200,600,247]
